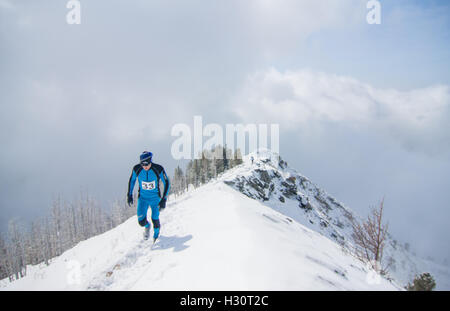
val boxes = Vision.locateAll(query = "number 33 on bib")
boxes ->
[142,181,155,190]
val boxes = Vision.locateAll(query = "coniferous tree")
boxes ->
[193,156,202,187]
[208,155,217,179]
[223,145,229,171]
[171,166,186,197]
[215,145,225,175]
[406,273,436,291]
[202,151,211,184]
[234,148,243,166]
[185,161,194,189]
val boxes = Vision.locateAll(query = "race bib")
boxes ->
[141,181,155,190]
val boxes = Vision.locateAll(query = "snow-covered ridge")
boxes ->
[219,149,450,289]
[1,149,448,290]
[0,182,401,291]
[221,150,355,245]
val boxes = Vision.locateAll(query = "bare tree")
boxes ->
[0,233,9,279]
[351,198,389,274]
[7,219,27,279]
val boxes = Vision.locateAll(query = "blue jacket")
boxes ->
[128,163,170,202]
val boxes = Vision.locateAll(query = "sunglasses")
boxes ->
[141,162,151,166]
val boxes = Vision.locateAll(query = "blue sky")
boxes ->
[276,0,450,89]
[0,0,449,262]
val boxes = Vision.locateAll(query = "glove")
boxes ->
[127,195,133,207]
[159,198,166,211]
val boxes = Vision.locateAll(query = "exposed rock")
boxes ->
[314,193,332,213]
[261,158,272,165]
[247,177,269,201]
[297,195,313,212]
[268,183,275,197]
[255,169,272,184]
[334,220,345,229]
[298,176,309,190]
[281,181,297,198]
[287,176,296,184]
[300,202,313,212]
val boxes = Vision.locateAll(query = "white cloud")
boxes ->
[232,68,450,154]
[0,0,13,10]
[248,0,362,31]
[239,0,363,55]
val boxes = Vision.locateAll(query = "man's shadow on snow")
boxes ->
[152,234,192,252]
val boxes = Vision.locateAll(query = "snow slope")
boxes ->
[2,149,446,290]
[1,177,400,290]
[222,150,450,290]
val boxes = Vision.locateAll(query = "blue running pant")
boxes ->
[137,198,160,237]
